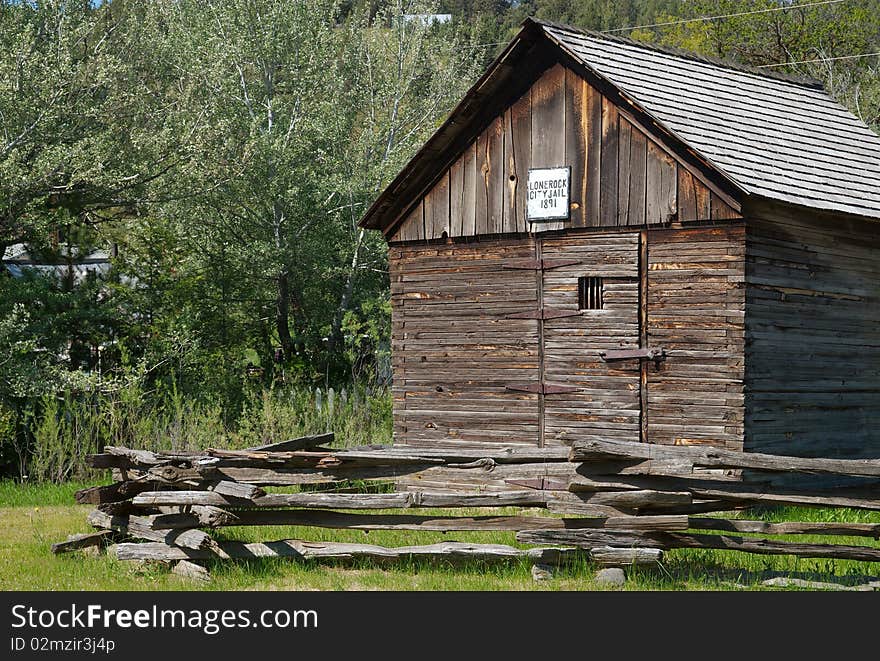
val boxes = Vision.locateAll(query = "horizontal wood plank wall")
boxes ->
[745,206,880,463]
[389,237,541,446]
[389,66,738,243]
[541,233,641,445]
[646,224,746,450]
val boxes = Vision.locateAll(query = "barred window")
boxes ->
[578,276,604,310]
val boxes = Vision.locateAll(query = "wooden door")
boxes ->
[539,233,643,446]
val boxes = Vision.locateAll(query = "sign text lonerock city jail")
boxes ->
[526,167,571,222]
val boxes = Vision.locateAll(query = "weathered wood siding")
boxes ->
[389,65,738,242]
[389,238,541,446]
[744,204,880,460]
[646,225,746,450]
[391,224,747,450]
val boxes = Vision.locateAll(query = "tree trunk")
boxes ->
[276,270,293,359]
[327,227,365,352]
[271,195,293,361]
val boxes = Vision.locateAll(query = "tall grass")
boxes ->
[235,383,392,449]
[20,382,392,483]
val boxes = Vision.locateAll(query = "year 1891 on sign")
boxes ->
[526,167,571,222]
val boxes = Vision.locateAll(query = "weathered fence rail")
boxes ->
[53,433,880,582]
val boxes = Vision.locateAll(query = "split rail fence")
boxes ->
[53,433,880,578]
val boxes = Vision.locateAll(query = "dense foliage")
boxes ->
[1,0,878,479]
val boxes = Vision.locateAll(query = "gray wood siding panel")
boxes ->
[620,119,648,226]
[425,171,449,240]
[507,92,531,233]
[461,142,477,237]
[449,157,464,237]
[586,83,602,227]
[646,141,676,224]
[744,205,880,463]
[565,70,589,229]
[476,130,490,236]
[599,95,619,227]
[530,63,567,233]
[487,115,505,234]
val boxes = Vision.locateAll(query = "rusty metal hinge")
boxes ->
[505,383,580,395]
[502,258,580,271]
[505,308,583,320]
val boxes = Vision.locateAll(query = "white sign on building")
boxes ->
[526,167,571,222]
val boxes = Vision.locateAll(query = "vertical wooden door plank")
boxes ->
[617,118,632,227]
[503,108,517,234]
[646,141,662,225]
[449,157,464,237]
[423,181,435,238]
[661,149,677,222]
[628,126,647,226]
[531,64,566,233]
[565,71,588,229]
[599,95,619,226]
[427,171,450,239]
[509,91,531,233]
[677,166,698,222]
[646,140,675,224]
[586,85,602,227]
[476,129,490,235]
[487,115,505,234]
[461,141,477,237]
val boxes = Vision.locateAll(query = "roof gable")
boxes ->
[360,18,880,233]
[389,63,739,242]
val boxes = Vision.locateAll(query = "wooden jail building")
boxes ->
[359,18,880,460]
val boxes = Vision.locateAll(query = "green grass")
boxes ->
[0,481,878,591]
[0,479,104,507]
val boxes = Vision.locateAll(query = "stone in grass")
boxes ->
[172,560,211,583]
[594,567,626,587]
[761,577,875,592]
[531,563,554,582]
[123,557,173,575]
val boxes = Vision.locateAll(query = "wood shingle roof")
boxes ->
[540,20,880,221]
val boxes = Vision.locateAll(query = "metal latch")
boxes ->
[600,347,666,365]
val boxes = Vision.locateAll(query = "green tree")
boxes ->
[326,2,481,357]
[631,0,880,129]
[0,0,179,253]
[142,0,348,374]
[137,0,479,386]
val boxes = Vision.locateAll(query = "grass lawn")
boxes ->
[1,481,878,591]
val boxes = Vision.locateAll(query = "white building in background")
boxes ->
[2,243,112,284]
[402,14,452,26]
